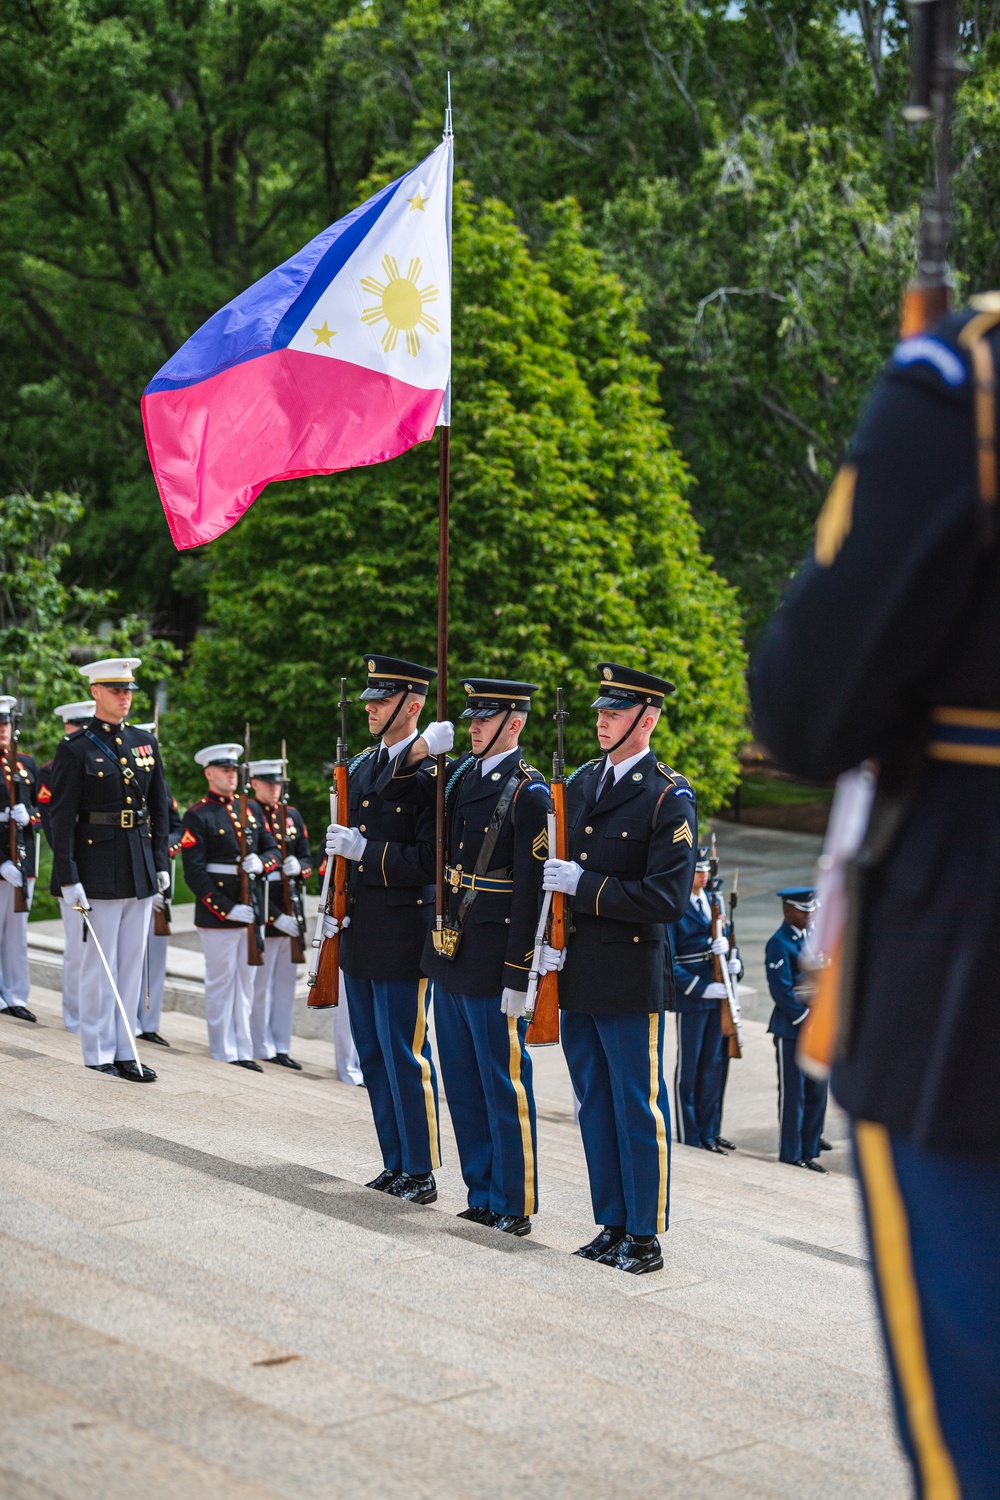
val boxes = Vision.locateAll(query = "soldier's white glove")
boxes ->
[241,852,263,876]
[10,803,30,827]
[543,858,583,896]
[703,981,729,999]
[226,903,255,923]
[1,860,23,887]
[710,935,729,956]
[422,720,454,756]
[282,855,301,877]
[325,824,367,862]
[151,892,166,911]
[500,988,529,1018]
[321,912,351,939]
[538,944,566,974]
[727,955,742,977]
[157,869,171,894]
[273,912,300,938]
[62,882,90,911]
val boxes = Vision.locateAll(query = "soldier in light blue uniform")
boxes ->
[765,887,828,1173]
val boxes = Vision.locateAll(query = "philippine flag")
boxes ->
[142,139,453,551]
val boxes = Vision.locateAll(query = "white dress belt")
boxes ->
[205,862,240,875]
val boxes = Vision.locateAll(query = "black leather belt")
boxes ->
[79,809,148,828]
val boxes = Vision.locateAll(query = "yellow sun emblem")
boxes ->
[360,255,439,357]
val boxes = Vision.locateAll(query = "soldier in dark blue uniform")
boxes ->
[38,701,94,1035]
[764,887,827,1173]
[49,658,170,1081]
[249,758,314,1071]
[750,300,1000,1494]
[135,721,183,1048]
[390,679,548,1234]
[321,656,441,1202]
[541,663,696,1274]
[0,695,40,1024]
[668,845,742,1153]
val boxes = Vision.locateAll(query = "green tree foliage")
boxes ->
[170,191,745,820]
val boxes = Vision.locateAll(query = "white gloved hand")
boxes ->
[10,803,30,827]
[543,858,584,896]
[325,824,367,861]
[320,912,351,940]
[157,869,171,894]
[500,988,529,1018]
[273,912,300,938]
[226,903,255,923]
[710,935,729,956]
[62,881,90,911]
[727,956,742,976]
[422,720,454,756]
[703,981,729,999]
[1,860,23,888]
[282,855,301,877]
[538,944,566,974]
[241,852,263,876]
[151,892,166,911]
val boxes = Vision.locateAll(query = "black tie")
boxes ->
[597,763,614,801]
[375,746,389,774]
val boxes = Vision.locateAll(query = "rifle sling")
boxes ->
[449,770,522,942]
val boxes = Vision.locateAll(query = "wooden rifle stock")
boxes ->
[308,680,349,1009]
[6,702,29,915]
[239,726,264,967]
[153,899,171,937]
[709,836,741,1059]
[277,743,306,964]
[526,689,567,1047]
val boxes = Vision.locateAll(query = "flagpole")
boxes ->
[435,75,454,948]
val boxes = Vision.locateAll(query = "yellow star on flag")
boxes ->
[407,192,429,212]
[311,321,336,347]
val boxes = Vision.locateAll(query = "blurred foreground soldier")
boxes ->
[669,845,742,1154]
[0,695,39,1024]
[323,657,440,1200]
[180,744,278,1070]
[398,678,546,1232]
[49,660,168,1081]
[764,889,827,1174]
[250,759,313,1070]
[541,664,696,1273]
[750,299,1000,1491]
[134,722,182,1047]
[38,701,94,1034]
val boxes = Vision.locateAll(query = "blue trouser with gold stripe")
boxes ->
[343,976,440,1177]
[854,1122,1000,1500]
[562,1010,671,1238]
[433,989,537,1217]
[776,1036,827,1163]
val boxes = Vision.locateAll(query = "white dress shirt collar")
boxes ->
[381,731,417,763]
[602,747,648,784]
[481,746,520,777]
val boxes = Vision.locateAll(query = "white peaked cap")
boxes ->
[132,722,156,735]
[194,743,242,768]
[54,702,94,721]
[0,696,17,714]
[249,760,283,777]
[78,657,141,686]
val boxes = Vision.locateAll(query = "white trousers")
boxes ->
[199,926,254,1063]
[334,975,363,1085]
[78,897,152,1067]
[251,936,296,1057]
[0,877,31,1009]
[142,930,169,1033]
[58,897,84,1034]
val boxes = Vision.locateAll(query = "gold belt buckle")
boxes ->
[120,809,134,829]
[447,864,463,892]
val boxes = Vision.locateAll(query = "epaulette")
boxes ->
[566,758,601,786]
[659,764,696,800]
[348,745,377,775]
[517,759,547,785]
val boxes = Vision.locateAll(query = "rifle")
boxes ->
[278,737,307,964]
[308,678,349,1009]
[708,833,742,1060]
[525,688,567,1047]
[239,722,265,967]
[6,692,29,915]
[151,705,171,937]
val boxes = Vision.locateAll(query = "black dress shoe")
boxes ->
[819,1136,833,1151]
[114,1059,157,1082]
[715,1136,736,1151]
[269,1052,302,1070]
[702,1140,728,1155]
[388,1173,438,1204]
[491,1214,531,1237]
[230,1059,263,1072]
[598,1234,663,1275]
[457,1205,495,1224]
[87,1063,119,1076]
[2,1004,37,1023]
[137,1031,170,1047]
[801,1158,829,1174]
[574,1226,626,1261]
[366,1169,401,1192]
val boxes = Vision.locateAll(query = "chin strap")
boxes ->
[475,709,514,762]
[605,703,649,756]
[371,692,413,745]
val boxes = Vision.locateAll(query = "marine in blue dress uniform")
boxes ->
[668,846,742,1153]
[322,656,442,1204]
[38,701,94,1036]
[0,695,40,1024]
[541,663,696,1274]
[750,301,1000,1496]
[764,888,828,1173]
[390,679,548,1235]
